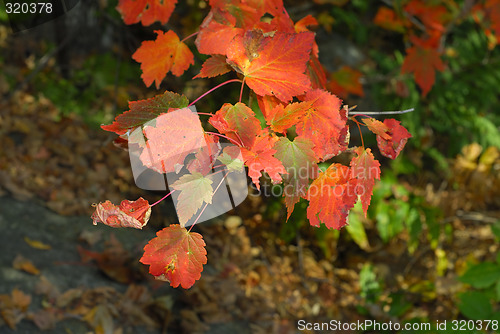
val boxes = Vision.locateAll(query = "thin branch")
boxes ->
[188,171,228,232]
[349,108,414,116]
[151,190,175,207]
[205,131,242,146]
[188,79,242,107]
[181,31,199,43]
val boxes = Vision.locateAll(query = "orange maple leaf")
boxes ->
[195,11,244,55]
[117,0,177,26]
[140,225,207,288]
[226,30,314,102]
[401,44,445,96]
[194,55,232,79]
[306,163,357,230]
[133,30,194,89]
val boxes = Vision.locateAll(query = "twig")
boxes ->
[348,108,414,116]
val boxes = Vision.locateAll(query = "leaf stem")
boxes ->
[181,31,199,43]
[239,77,245,103]
[197,112,214,116]
[351,116,365,149]
[150,190,175,207]
[188,171,229,232]
[188,79,243,107]
[205,131,241,146]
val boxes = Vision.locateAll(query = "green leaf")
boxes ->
[458,291,492,320]
[346,202,369,250]
[101,91,189,135]
[217,148,244,172]
[273,137,318,219]
[388,292,412,317]
[405,207,421,254]
[171,172,213,226]
[359,264,381,301]
[459,262,500,289]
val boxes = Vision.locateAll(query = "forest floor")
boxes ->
[1,88,499,334]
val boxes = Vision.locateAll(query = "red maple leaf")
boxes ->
[349,147,380,215]
[226,30,314,102]
[362,117,411,159]
[306,164,357,230]
[241,129,286,189]
[194,55,232,78]
[117,0,177,26]
[364,118,411,159]
[274,137,318,219]
[133,30,194,89]
[296,89,349,161]
[140,108,206,173]
[101,91,189,136]
[401,43,445,96]
[376,119,412,159]
[140,225,207,288]
[91,198,151,229]
[209,102,261,148]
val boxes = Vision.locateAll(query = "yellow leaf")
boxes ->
[24,237,51,250]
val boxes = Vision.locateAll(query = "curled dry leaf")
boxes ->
[91,197,151,229]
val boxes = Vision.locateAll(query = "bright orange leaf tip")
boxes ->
[117,0,177,26]
[133,30,194,89]
[226,30,315,102]
[194,55,232,79]
[401,40,445,96]
[91,197,151,229]
[140,224,207,289]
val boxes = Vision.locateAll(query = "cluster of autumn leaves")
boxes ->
[374,0,500,96]
[91,0,413,288]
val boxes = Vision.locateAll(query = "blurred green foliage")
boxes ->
[33,52,140,127]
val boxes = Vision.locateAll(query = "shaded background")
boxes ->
[1,0,499,333]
